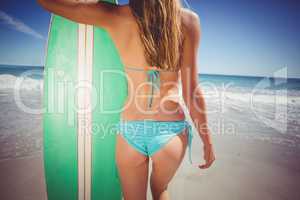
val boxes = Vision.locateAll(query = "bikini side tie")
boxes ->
[186,122,193,164]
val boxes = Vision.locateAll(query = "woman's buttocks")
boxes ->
[121,69,186,121]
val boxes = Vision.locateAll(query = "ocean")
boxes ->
[0,64,299,161]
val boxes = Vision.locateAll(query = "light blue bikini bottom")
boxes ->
[115,119,193,164]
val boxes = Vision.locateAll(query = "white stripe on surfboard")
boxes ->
[77,1,95,199]
[78,1,118,200]
[77,22,86,200]
[77,12,94,200]
[84,24,93,200]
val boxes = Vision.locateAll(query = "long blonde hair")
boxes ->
[129,0,184,71]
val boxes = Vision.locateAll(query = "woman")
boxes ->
[38,0,215,199]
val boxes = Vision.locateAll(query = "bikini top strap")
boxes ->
[147,69,160,108]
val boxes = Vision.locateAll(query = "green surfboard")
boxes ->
[43,1,127,199]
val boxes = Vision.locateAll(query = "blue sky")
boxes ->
[0,0,299,78]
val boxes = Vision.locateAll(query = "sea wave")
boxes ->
[0,74,43,91]
[201,85,300,106]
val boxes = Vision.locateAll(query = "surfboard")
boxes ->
[43,0,127,199]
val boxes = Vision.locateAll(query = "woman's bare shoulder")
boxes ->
[180,8,201,38]
[179,8,201,69]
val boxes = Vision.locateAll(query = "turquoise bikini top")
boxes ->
[146,69,160,108]
[125,66,162,109]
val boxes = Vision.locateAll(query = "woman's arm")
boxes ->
[37,0,120,28]
[180,10,215,169]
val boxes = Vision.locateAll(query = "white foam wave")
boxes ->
[0,74,43,91]
[224,90,299,106]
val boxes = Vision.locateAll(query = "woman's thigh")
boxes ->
[150,130,188,198]
[115,134,149,200]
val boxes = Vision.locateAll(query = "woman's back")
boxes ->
[36,2,195,121]
[120,66,184,120]
[104,5,185,121]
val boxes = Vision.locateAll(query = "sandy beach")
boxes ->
[0,133,299,200]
